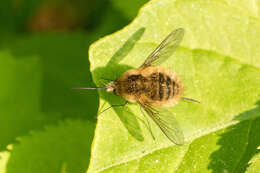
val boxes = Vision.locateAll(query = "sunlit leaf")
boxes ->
[88,0,260,172]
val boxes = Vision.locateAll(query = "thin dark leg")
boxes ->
[99,101,128,115]
[182,97,201,104]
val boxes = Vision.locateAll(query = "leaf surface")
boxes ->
[88,0,260,172]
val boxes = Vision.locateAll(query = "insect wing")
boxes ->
[141,104,184,145]
[139,28,184,68]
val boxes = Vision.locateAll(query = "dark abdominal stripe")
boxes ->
[172,80,175,96]
[150,72,173,101]
[150,73,157,99]
[166,76,171,99]
[158,72,175,101]
[158,73,164,100]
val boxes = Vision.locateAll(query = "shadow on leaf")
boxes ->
[208,100,260,173]
[92,27,146,141]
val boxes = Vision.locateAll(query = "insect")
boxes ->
[73,28,199,145]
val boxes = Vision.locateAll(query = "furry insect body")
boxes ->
[106,66,183,106]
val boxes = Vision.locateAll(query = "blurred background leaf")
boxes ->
[246,148,260,173]
[0,119,95,173]
[0,52,60,151]
[0,0,148,173]
[5,120,95,173]
[111,0,149,20]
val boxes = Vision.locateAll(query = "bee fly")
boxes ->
[73,28,200,145]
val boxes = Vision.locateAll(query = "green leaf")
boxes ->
[177,117,260,172]
[3,33,99,120]
[0,33,100,172]
[246,148,260,173]
[111,0,149,20]
[0,150,9,173]
[0,52,59,151]
[88,0,260,172]
[1,119,95,173]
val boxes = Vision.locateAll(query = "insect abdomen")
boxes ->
[142,67,183,106]
[148,72,174,101]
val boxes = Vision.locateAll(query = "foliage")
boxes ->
[88,0,260,172]
[0,0,259,172]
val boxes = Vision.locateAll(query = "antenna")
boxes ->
[71,87,106,90]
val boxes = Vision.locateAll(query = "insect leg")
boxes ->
[98,101,128,115]
[139,104,155,140]
[182,97,201,104]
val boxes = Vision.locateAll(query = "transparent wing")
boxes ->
[139,28,184,68]
[140,104,184,145]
